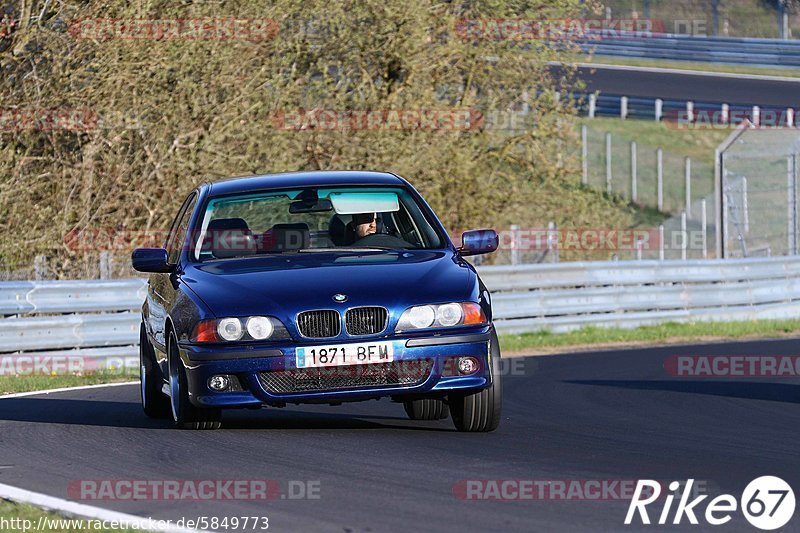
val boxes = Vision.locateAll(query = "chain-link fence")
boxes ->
[720,124,800,258]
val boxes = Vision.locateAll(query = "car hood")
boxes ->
[181,250,476,321]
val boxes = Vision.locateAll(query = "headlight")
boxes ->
[436,303,463,327]
[246,316,274,340]
[191,316,287,343]
[406,305,436,329]
[395,302,486,332]
[217,318,243,341]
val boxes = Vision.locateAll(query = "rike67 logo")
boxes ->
[625,477,795,530]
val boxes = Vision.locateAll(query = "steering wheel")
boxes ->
[351,233,412,249]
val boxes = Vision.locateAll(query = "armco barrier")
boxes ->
[579,34,800,67]
[0,279,147,365]
[2,255,800,360]
[480,256,800,333]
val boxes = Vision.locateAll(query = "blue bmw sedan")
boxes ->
[133,171,501,431]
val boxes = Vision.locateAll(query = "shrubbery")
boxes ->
[0,0,632,276]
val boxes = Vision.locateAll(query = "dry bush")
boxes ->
[0,0,632,276]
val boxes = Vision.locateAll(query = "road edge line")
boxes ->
[0,381,138,399]
[0,482,199,532]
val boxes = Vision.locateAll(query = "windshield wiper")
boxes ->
[298,247,385,253]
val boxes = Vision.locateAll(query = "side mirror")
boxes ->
[132,248,172,273]
[458,229,499,256]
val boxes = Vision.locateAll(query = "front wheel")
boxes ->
[403,398,450,420]
[140,323,170,418]
[449,331,503,432]
[168,332,222,430]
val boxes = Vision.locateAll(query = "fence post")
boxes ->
[721,103,729,125]
[588,94,596,118]
[655,98,663,122]
[657,148,664,211]
[742,177,749,235]
[788,108,795,128]
[701,199,708,259]
[752,106,760,126]
[635,238,643,261]
[680,211,688,260]
[789,155,798,255]
[33,255,48,281]
[685,157,692,219]
[547,221,559,263]
[620,96,628,119]
[686,101,694,123]
[715,148,724,259]
[581,125,588,186]
[658,225,665,261]
[99,251,112,280]
[510,224,520,265]
[606,132,612,194]
[631,141,638,203]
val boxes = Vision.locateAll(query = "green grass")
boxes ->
[0,500,135,532]
[0,370,137,395]
[498,319,800,353]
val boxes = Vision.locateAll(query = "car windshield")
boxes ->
[193,186,446,261]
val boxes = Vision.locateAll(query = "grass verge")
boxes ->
[0,500,134,532]
[0,370,137,395]
[498,319,800,355]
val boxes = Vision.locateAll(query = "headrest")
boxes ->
[328,214,354,246]
[263,223,310,251]
[205,218,256,259]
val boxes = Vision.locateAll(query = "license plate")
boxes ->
[296,341,394,368]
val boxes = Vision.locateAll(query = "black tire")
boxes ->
[139,323,170,418]
[449,331,503,432]
[403,398,450,420]
[168,332,222,430]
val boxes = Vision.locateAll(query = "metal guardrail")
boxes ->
[0,280,146,364]
[2,256,800,358]
[480,256,800,334]
[580,34,800,67]
[579,92,791,123]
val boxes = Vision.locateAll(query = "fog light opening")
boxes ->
[457,357,480,375]
[208,375,230,391]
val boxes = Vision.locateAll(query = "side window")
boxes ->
[166,194,198,264]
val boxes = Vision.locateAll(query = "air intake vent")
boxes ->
[345,307,388,336]
[296,310,341,338]
[259,360,433,394]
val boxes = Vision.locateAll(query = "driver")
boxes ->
[352,212,379,239]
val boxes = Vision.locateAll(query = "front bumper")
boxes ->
[178,328,494,408]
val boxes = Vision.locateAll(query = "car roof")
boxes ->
[204,170,405,197]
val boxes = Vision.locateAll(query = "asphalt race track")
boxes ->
[1,338,799,532]
[552,64,800,108]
